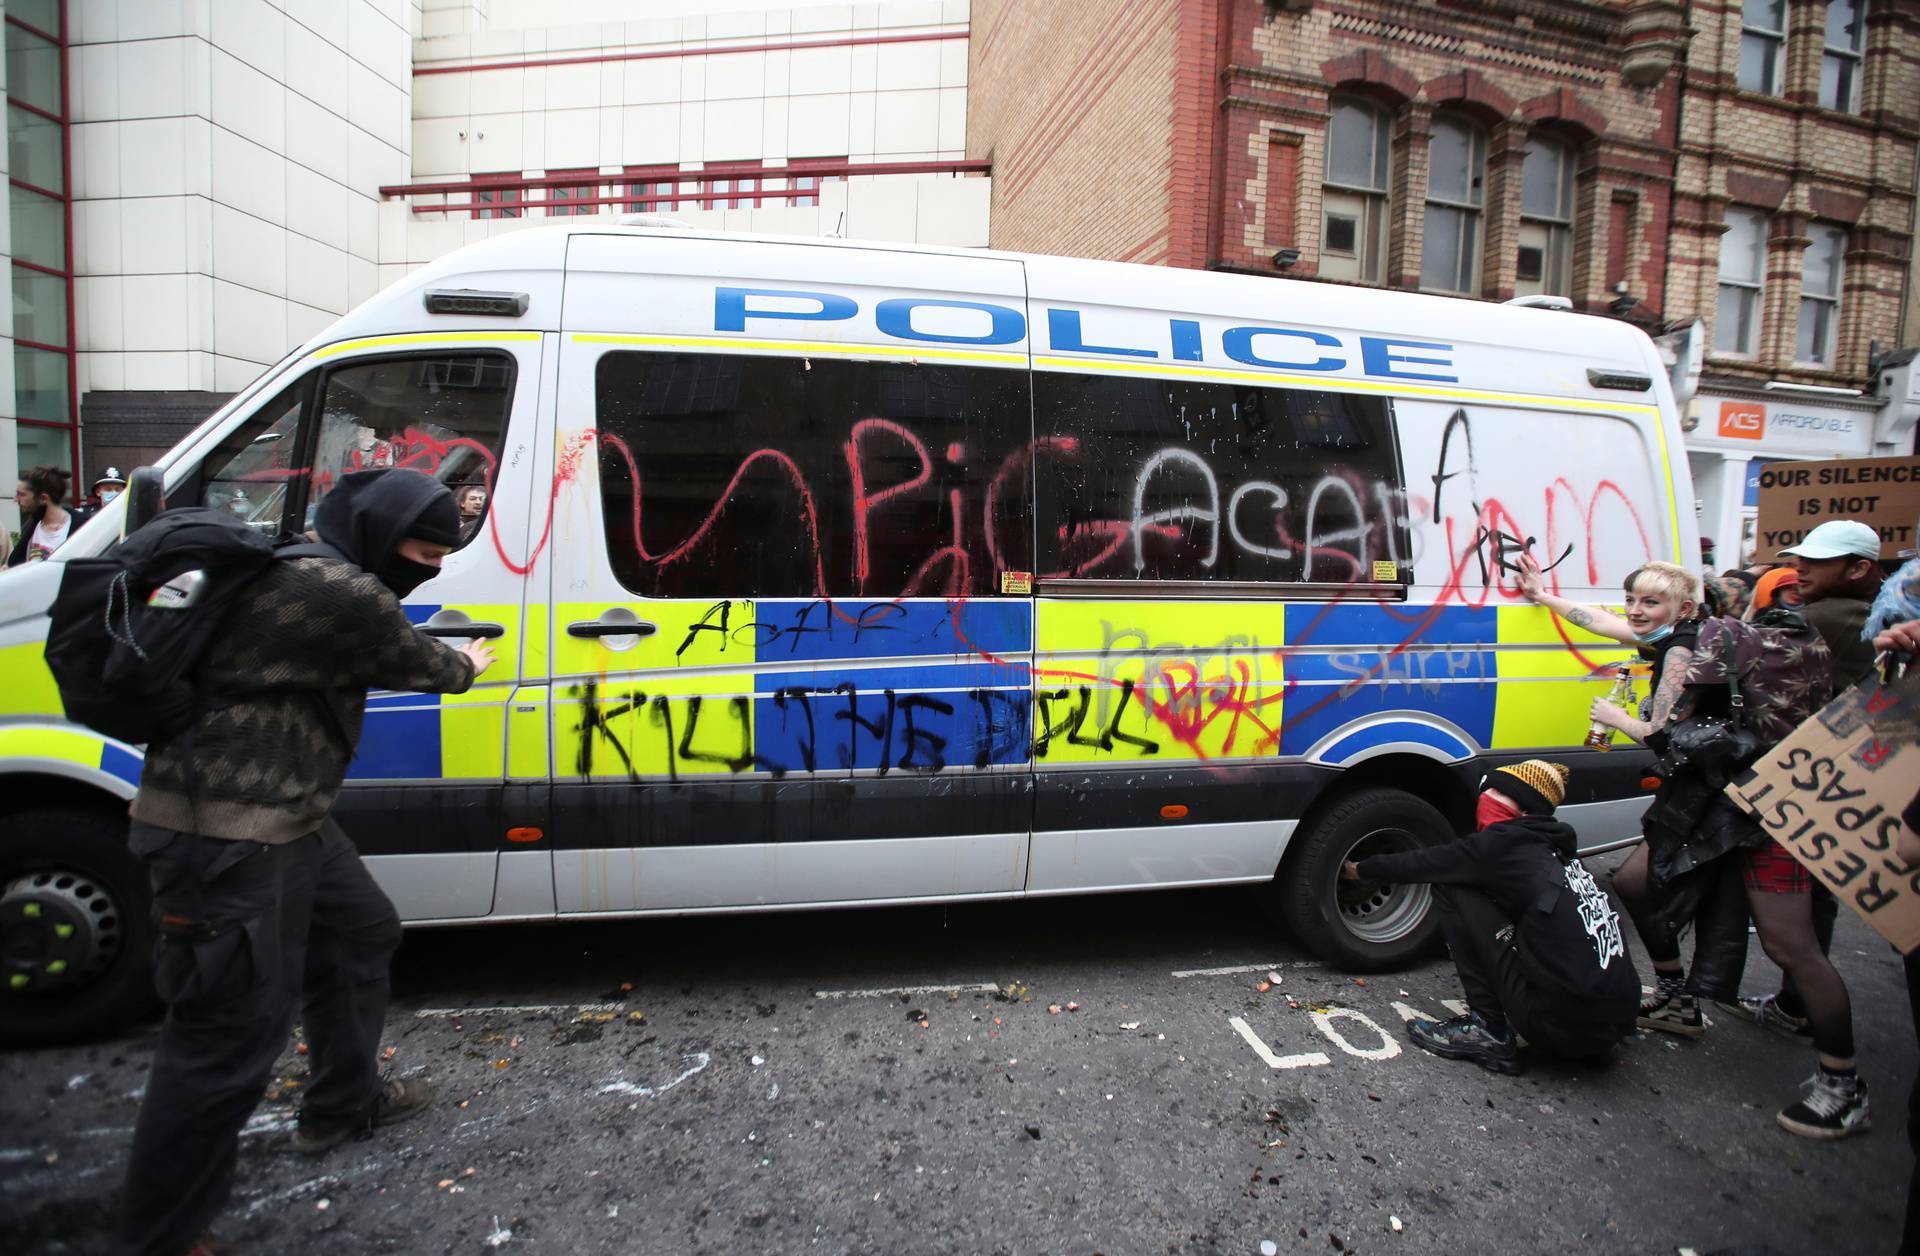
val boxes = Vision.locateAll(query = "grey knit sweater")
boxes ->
[130,556,474,843]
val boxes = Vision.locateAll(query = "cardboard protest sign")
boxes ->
[1754,455,1920,562]
[1725,669,1920,954]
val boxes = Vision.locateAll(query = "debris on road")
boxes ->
[751,1054,766,1066]
[1119,1021,1141,1031]
[483,1216,513,1247]
[1255,981,1271,993]
[1260,1242,1278,1256]
[1024,1124,1041,1140]
[1391,1215,1404,1233]
[1048,1004,1061,1015]
[1066,1001,1080,1013]
[382,1046,396,1060]
[1268,971,1284,986]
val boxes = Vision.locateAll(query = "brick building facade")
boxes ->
[970,1,1693,316]
[967,0,1920,560]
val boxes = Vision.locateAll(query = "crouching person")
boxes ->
[1341,761,1639,1075]
[116,470,492,1256]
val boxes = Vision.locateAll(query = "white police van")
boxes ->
[0,223,1686,1041]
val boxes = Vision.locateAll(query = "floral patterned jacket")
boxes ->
[1684,609,1835,744]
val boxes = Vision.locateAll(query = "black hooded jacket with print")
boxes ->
[130,471,474,844]
[1354,815,1640,1028]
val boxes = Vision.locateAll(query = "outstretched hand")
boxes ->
[458,639,496,677]
[1514,552,1546,601]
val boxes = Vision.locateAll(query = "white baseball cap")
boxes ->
[1777,519,1881,561]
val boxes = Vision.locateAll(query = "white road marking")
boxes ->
[595,1052,712,1098]
[1391,1000,1439,1023]
[2,1164,108,1193]
[811,982,998,999]
[413,1002,623,1018]
[1442,999,1471,1017]
[1172,961,1320,979]
[244,1157,387,1215]
[1229,1016,1331,1070]
[1309,1007,1402,1060]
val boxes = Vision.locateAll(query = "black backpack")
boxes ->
[44,508,338,746]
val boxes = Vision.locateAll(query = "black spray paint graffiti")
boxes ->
[570,680,1040,781]
[566,679,1212,781]
[1430,407,1574,585]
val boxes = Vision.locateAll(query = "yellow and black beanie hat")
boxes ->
[1488,760,1571,815]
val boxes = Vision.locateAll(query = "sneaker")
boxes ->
[292,1075,435,1156]
[1715,993,1814,1043]
[1776,1072,1870,1140]
[1636,994,1704,1038]
[1406,1014,1523,1076]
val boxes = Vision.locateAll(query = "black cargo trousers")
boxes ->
[1432,884,1629,1060]
[115,817,401,1256]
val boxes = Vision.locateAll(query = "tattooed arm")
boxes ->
[1590,645,1694,745]
[1514,554,1639,645]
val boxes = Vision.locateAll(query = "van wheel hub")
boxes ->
[1335,826,1433,946]
[1,871,125,995]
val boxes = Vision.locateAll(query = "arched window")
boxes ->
[1739,0,1787,95]
[1421,113,1486,295]
[1516,134,1575,297]
[1821,0,1867,112]
[1321,97,1392,284]
[1714,207,1767,356]
[1796,224,1846,365]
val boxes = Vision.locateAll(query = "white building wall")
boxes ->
[382,0,984,274]
[59,0,988,469]
[67,0,415,397]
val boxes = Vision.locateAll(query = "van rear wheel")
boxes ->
[1273,787,1450,972]
[0,808,155,1044]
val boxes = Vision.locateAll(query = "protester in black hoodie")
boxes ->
[1342,761,1639,1074]
[116,470,491,1256]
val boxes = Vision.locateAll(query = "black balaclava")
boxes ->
[315,468,460,598]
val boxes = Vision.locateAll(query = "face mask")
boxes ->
[99,489,120,504]
[382,556,442,598]
[1637,623,1674,645]
[1476,792,1523,831]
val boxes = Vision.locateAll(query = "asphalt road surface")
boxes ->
[3,852,1913,1255]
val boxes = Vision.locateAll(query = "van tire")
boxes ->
[1273,787,1451,972]
[0,808,156,1044]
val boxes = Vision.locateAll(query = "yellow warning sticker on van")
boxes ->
[1371,560,1398,582]
[999,571,1032,596]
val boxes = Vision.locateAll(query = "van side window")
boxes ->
[1033,372,1407,585]
[302,352,516,540]
[595,351,1033,599]
[185,376,314,533]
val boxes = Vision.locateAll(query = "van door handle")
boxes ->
[567,619,658,639]
[422,622,506,639]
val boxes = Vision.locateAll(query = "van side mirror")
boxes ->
[125,466,166,534]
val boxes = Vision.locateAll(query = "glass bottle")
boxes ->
[1584,664,1636,751]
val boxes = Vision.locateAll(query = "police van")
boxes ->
[0,223,1686,1041]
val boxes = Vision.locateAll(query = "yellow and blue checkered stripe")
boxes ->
[1031,600,1635,766]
